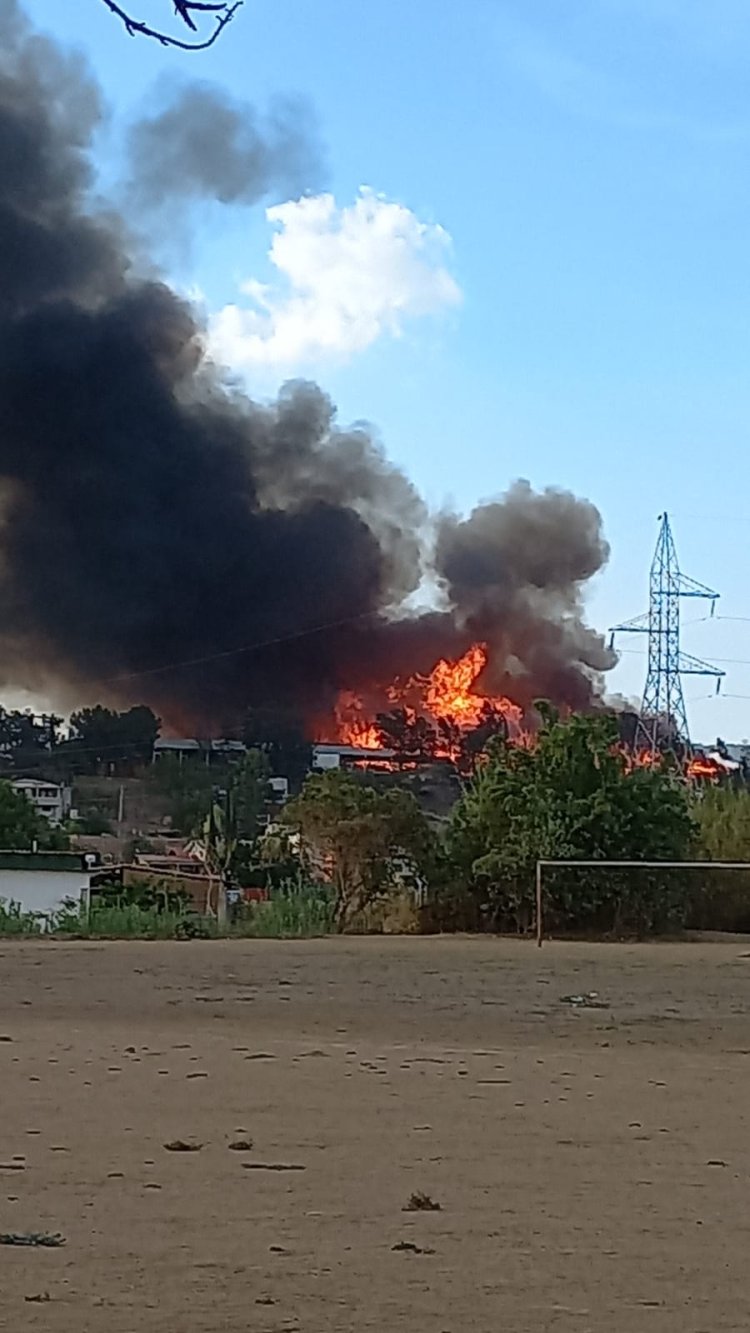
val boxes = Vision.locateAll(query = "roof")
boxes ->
[154,738,246,753]
[12,778,63,791]
[0,850,99,872]
[154,738,202,752]
[313,743,396,759]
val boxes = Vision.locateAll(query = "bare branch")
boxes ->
[99,0,243,50]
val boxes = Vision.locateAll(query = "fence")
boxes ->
[534,859,750,947]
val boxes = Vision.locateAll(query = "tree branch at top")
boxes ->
[98,0,243,50]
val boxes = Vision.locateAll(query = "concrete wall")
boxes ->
[0,870,90,918]
[122,866,216,914]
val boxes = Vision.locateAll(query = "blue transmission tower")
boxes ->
[610,513,724,753]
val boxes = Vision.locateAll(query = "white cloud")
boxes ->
[209,187,461,370]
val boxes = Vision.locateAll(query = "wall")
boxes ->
[122,866,217,914]
[0,870,90,919]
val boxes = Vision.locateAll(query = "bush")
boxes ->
[55,902,205,939]
[236,878,334,938]
[75,812,114,836]
[92,878,191,915]
[447,707,695,937]
[689,787,750,931]
[283,770,434,931]
[0,899,45,935]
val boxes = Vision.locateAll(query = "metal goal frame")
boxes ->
[535,859,750,947]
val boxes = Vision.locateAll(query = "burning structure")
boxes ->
[0,3,615,745]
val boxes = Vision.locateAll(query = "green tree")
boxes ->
[231,749,271,840]
[283,770,435,931]
[242,707,311,793]
[0,709,62,768]
[448,705,694,936]
[67,705,160,774]
[150,754,216,835]
[0,782,64,849]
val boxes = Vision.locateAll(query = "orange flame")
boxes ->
[622,748,724,781]
[416,643,523,739]
[422,645,491,727]
[686,755,722,780]
[325,643,524,760]
[621,748,661,771]
[334,690,385,750]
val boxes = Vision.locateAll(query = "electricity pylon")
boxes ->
[609,513,724,753]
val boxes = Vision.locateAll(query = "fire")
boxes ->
[420,644,493,727]
[334,691,385,750]
[419,643,522,736]
[623,748,661,771]
[344,722,383,750]
[623,748,724,781]
[686,755,722,780]
[326,651,736,781]
[324,643,524,762]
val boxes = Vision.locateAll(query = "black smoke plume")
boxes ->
[126,80,322,214]
[0,3,614,733]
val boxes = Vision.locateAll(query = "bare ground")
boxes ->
[1,936,749,1331]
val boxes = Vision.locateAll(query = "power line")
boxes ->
[609,513,723,751]
[110,609,378,684]
[617,649,750,666]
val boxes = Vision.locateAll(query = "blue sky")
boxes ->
[22,0,750,740]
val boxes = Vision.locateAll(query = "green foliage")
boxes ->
[283,769,434,930]
[67,705,160,774]
[693,785,750,860]
[150,755,216,835]
[92,877,191,914]
[689,786,750,931]
[240,877,334,937]
[0,899,46,935]
[75,812,114,836]
[0,781,64,850]
[80,904,201,939]
[0,709,61,766]
[231,749,271,840]
[448,707,695,935]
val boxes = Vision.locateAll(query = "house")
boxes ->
[312,743,396,770]
[0,850,100,922]
[12,778,72,826]
[153,738,247,765]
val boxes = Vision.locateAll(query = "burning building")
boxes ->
[0,3,615,742]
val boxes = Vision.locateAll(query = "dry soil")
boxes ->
[1,936,749,1331]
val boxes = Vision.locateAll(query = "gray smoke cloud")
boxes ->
[0,3,614,731]
[126,80,322,212]
[434,481,615,708]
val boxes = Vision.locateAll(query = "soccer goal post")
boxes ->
[535,859,750,947]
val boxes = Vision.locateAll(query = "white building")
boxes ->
[12,779,72,826]
[0,851,99,923]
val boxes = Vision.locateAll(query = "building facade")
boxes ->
[12,778,72,826]
[0,851,98,921]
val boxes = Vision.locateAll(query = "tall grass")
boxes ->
[71,904,216,939]
[0,881,334,940]
[0,899,46,935]
[240,879,334,938]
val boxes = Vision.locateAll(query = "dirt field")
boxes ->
[1,937,749,1332]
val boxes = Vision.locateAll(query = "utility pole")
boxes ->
[610,513,724,754]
